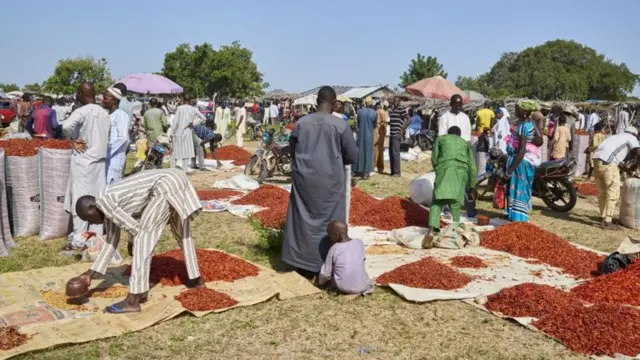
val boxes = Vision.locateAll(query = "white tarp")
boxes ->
[293,95,317,106]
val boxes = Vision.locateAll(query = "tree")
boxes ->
[44,57,113,95]
[0,83,19,92]
[399,54,447,88]
[455,75,489,94]
[162,41,266,99]
[22,83,44,93]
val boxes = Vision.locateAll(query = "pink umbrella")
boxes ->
[405,76,469,103]
[116,73,183,94]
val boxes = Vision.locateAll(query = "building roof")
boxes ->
[299,84,392,98]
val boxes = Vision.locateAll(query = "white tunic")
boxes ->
[169,104,205,160]
[62,103,111,234]
[438,111,472,142]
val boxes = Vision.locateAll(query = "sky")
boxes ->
[2,0,639,95]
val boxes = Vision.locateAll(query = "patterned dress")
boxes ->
[506,120,541,222]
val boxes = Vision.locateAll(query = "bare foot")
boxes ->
[422,233,435,249]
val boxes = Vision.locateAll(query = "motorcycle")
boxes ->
[477,148,578,212]
[244,129,292,183]
[411,129,437,151]
[131,134,171,174]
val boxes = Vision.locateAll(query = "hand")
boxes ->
[73,139,87,153]
[467,188,477,202]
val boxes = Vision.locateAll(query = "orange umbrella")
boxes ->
[405,76,469,103]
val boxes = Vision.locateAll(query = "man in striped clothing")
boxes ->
[388,98,410,177]
[71,169,205,313]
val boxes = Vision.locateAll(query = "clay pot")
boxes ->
[66,277,89,298]
[477,215,490,226]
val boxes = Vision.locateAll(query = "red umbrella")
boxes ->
[405,76,469,103]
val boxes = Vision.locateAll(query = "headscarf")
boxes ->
[517,99,539,112]
[493,107,511,154]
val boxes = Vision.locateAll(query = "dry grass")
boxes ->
[6,147,631,360]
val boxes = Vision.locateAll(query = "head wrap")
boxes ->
[365,96,373,105]
[517,99,539,112]
[499,107,510,120]
[107,87,122,100]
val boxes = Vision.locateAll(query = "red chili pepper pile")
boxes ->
[349,188,380,224]
[575,182,598,196]
[0,139,39,156]
[208,145,251,166]
[123,249,259,286]
[450,256,488,269]
[351,196,445,230]
[231,185,290,208]
[570,261,640,306]
[481,223,603,279]
[174,287,239,312]
[533,303,640,356]
[40,139,72,149]
[197,189,242,201]
[485,283,582,318]
[0,326,29,350]
[376,257,472,290]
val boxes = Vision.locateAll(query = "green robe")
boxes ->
[142,108,169,144]
[431,135,476,201]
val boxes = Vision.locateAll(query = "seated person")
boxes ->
[315,220,374,296]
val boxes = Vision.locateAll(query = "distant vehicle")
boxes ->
[0,100,16,126]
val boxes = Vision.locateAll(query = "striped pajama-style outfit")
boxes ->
[90,169,203,294]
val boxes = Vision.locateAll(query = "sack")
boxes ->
[619,178,640,229]
[38,148,71,240]
[409,172,436,207]
[0,150,15,256]
[81,234,123,266]
[493,181,505,210]
[6,155,40,237]
[431,222,481,250]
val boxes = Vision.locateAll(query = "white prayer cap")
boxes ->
[625,126,638,135]
[107,87,122,100]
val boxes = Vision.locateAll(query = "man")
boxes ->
[281,86,358,279]
[406,108,422,137]
[26,96,59,138]
[532,103,550,136]
[269,101,279,125]
[103,87,131,185]
[388,98,409,177]
[142,98,169,145]
[215,102,230,143]
[62,82,111,237]
[112,83,134,124]
[332,101,347,122]
[475,102,495,132]
[577,108,586,131]
[425,126,476,241]
[192,124,222,169]
[169,94,206,173]
[438,94,471,142]
[53,98,71,123]
[332,101,353,219]
[616,104,630,135]
[373,103,388,174]
[587,109,600,132]
[593,126,640,230]
[354,96,377,180]
[235,101,247,147]
[16,94,32,132]
[69,169,205,313]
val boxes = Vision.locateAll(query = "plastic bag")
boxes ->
[493,181,505,210]
[409,172,436,207]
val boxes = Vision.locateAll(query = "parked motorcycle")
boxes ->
[244,129,292,183]
[477,148,578,212]
[411,129,437,151]
[131,134,171,174]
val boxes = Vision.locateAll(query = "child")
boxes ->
[550,116,571,160]
[425,126,477,242]
[315,220,373,296]
[586,122,606,180]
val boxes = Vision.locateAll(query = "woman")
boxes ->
[504,100,542,222]
[492,107,511,154]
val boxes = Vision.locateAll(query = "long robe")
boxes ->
[373,109,387,172]
[354,107,377,174]
[169,104,204,161]
[215,108,231,140]
[62,103,111,235]
[432,135,477,201]
[282,112,358,272]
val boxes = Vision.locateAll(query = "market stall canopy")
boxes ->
[336,95,353,103]
[293,94,317,106]
[405,76,469,103]
[116,73,183,95]
[6,91,23,99]
[464,90,486,102]
[0,92,7,99]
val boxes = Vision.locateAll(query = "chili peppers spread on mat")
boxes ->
[485,283,582,318]
[570,261,640,306]
[123,249,259,286]
[533,303,640,356]
[481,223,603,279]
[231,185,290,228]
[450,256,487,269]
[174,288,239,311]
[207,145,251,166]
[0,326,29,350]
[376,257,472,290]
[349,188,380,224]
[197,189,242,201]
[350,196,444,230]
[575,183,598,196]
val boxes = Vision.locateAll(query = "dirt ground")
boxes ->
[6,142,639,360]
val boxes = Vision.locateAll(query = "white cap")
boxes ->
[625,126,638,135]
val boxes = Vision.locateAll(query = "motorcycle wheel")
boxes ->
[258,159,269,184]
[541,178,577,212]
[244,155,259,176]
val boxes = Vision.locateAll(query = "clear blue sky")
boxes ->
[2,0,639,95]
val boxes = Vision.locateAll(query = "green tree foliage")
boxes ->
[161,41,266,99]
[476,41,638,100]
[22,83,44,93]
[399,54,447,88]
[44,57,113,95]
[0,83,20,92]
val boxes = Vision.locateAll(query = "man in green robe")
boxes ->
[142,98,169,144]
[428,126,477,234]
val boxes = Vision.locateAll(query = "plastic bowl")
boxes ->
[65,277,89,298]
